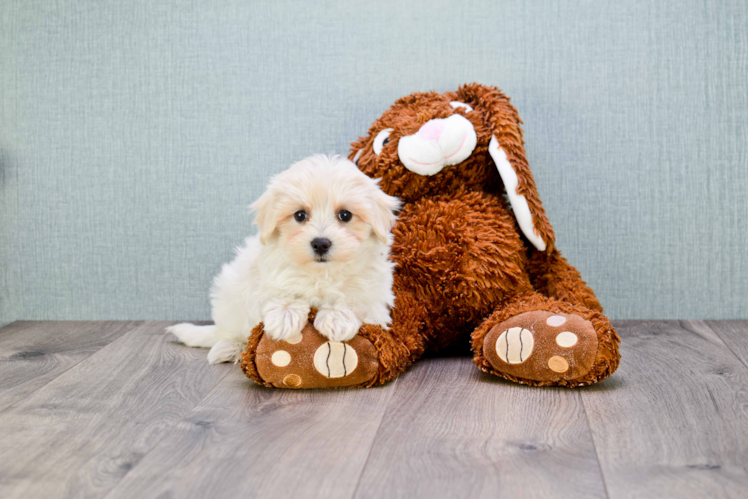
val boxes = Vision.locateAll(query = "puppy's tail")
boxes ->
[166,323,244,365]
[167,323,219,348]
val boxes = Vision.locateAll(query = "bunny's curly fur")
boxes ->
[241,84,620,388]
[347,84,620,387]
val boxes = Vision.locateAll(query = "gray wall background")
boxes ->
[1,0,747,325]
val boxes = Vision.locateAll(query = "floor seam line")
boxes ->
[350,376,400,499]
[580,391,612,499]
[702,321,748,372]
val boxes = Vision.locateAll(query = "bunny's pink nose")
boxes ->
[416,119,446,141]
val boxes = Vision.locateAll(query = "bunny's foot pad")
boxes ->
[483,311,599,385]
[242,323,379,389]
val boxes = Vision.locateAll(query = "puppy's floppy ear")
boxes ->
[456,83,555,252]
[368,180,401,244]
[249,186,279,245]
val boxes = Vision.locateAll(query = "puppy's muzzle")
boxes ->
[311,237,332,256]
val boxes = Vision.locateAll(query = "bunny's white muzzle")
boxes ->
[395,110,547,251]
[397,114,478,176]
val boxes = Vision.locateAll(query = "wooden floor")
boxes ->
[0,321,747,498]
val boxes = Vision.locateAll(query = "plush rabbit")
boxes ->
[241,84,620,388]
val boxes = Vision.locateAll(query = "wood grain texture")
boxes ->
[354,356,607,498]
[4,321,748,498]
[707,321,748,370]
[0,321,231,498]
[0,321,140,412]
[107,367,398,498]
[581,321,748,498]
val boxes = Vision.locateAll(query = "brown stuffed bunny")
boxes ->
[241,83,620,388]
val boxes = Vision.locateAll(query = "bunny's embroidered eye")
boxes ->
[293,210,307,222]
[450,101,473,112]
[373,128,393,155]
[352,149,362,165]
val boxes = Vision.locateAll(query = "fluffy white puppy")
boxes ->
[168,155,400,364]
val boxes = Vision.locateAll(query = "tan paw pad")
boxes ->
[283,374,302,387]
[313,342,359,378]
[285,333,303,345]
[548,356,569,373]
[271,350,291,367]
[555,331,578,348]
[255,323,379,389]
[495,327,534,364]
[546,315,567,327]
[483,310,598,382]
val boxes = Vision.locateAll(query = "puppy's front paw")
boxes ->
[362,304,392,329]
[314,308,362,342]
[263,301,310,341]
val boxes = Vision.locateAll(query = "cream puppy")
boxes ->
[168,155,400,364]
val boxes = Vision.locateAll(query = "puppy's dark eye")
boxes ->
[337,210,352,223]
[294,210,307,223]
[382,137,390,146]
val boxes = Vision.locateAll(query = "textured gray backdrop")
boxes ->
[1,0,747,325]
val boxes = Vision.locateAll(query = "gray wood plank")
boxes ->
[0,321,231,498]
[707,321,748,370]
[106,368,398,498]
[0,321,140,412]
[581,320,748,498]
[354,356,607,498]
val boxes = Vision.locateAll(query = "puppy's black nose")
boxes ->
[311,238,332,255]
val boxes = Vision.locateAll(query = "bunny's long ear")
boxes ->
[456,84,555,252]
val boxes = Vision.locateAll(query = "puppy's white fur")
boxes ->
[168,155,400,364]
